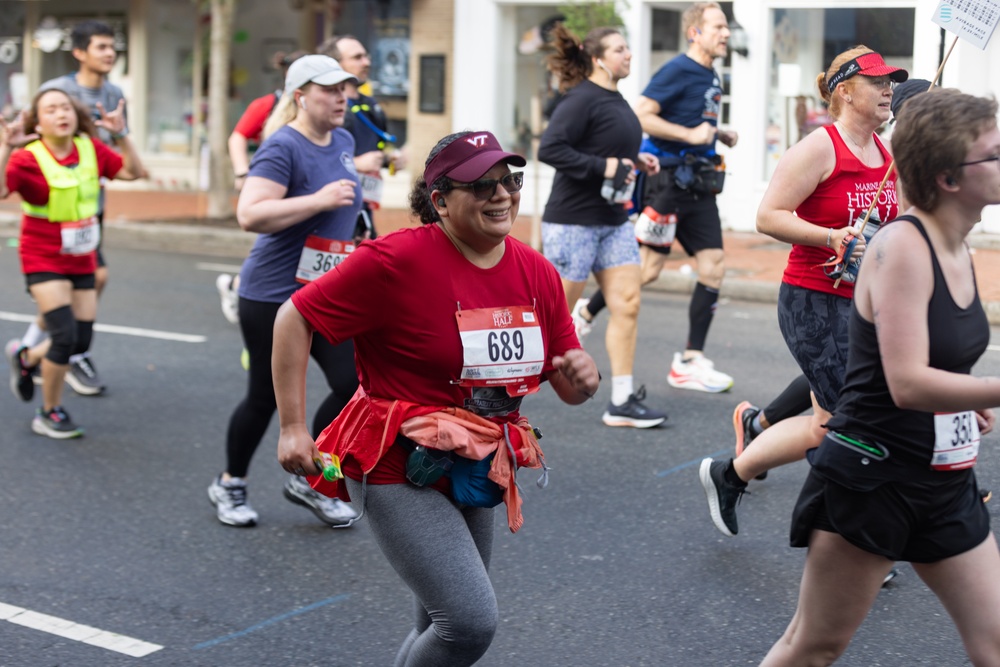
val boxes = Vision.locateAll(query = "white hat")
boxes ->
[284,55,357,96]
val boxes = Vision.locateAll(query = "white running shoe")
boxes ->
[216,274,240,325]
[283,475,358,526]
[571,298,593,345]
[668,353,734,393]
[208,475,259,527]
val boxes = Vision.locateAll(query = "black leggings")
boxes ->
[225,297,359,478]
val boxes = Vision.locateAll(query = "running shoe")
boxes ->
[31,406,83,439]
[601,385,667,428]
[882,568,899,587]
[31,365,42,387]
[216,274,240,325]
[283,475,358,526]
[570,298,594,346]
[734,401,768,480]
[668,353,734,393]
[699,457,746,537]
[208,475,259,527]
[6,339,35,402]
[66,355,105,396]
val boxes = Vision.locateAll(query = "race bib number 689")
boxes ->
[455,305,545,396]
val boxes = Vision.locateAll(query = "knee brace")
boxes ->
[43,305,77,365]
[73,320,94,356]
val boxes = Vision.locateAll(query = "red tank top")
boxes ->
[782,125,898,297]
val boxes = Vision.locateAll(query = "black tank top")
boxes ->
[826,215,989,475]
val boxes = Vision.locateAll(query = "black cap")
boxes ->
[891,78,932,117]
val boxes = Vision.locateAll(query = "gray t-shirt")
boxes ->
[40,73,127,146]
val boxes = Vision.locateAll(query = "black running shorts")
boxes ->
[640,169,722,256]
[790,465,990,563]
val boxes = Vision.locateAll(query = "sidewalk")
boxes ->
[2,188,1000,322]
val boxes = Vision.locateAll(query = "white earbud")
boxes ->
[597,59,613,83]
[300,98,307,110]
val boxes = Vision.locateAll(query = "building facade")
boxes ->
[2,0,997,231]
[453,0,1000,231]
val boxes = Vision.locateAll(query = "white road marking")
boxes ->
[0,601,163,657]
[196,262,243,273]
[0,311,206,343]
[989,345,1000,353]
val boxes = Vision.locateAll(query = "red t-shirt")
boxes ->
[291,223,579,484]
[782,125,898,298]
[232,93,278,143]
[6,137,123,275]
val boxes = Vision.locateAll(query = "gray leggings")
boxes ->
[344,477,498,667]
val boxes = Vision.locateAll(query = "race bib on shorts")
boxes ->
[359,172,383,209]
[455,305,544,397]
[60,217,100,255]
[296,235,354,284]
[634,211,677,247]
[930,410,980,470]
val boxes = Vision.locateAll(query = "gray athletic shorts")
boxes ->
[542,221,639,283]
[776,283,851,412]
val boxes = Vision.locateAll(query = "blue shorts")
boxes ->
[542,222,639,283]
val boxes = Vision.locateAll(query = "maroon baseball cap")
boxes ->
[424,131,526,186]
[826,51,908,91]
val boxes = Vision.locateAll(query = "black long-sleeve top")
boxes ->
[538,79,642,227]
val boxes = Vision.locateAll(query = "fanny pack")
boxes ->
[808,430,890,492]
[673,153,725,196]
[400,435,505,508]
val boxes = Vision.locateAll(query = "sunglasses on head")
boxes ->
[449,172,524,200]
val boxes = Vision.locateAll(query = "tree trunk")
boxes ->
[206,0,235,219]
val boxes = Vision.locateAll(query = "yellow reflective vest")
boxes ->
[21,136,100,222]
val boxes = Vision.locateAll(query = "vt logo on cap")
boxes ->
[423,131,526,186]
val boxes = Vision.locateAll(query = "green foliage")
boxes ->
[557,1,628,40]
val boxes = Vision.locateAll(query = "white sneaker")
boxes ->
[215,274,240,325]
[283,475,358,526]
[208,475,259,527]
[571,298,593,345]
[668,353,734,393]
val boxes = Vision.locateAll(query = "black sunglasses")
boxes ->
[960,155,1000,169]
[449,172,524,200]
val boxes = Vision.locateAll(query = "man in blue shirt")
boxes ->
[635,1,738,393]
[317,35,407,240]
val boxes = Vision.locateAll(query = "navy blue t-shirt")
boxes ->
[641,54,722,157]
[239,125,361,303]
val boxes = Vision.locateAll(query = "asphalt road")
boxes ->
[1,240,999,667]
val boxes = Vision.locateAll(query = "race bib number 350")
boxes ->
[296,236,354,284]
[456,305,545,397]
[930,410,980,471]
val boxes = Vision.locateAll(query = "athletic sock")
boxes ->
[611,375,634,406]
[687,282,719,353]
[22,321,46,348]
[749,413,765,437]
[724,459,748,487]
[587,290,607,319]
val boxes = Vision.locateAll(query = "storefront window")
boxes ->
[0,3,25,118]
[764,7,914,178]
